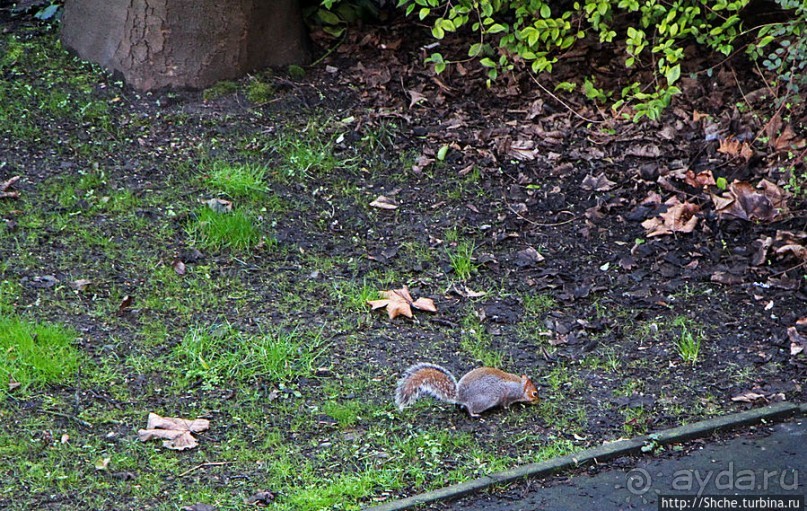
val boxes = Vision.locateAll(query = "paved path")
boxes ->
[434,417,806,511]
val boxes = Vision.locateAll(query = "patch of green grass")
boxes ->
[623,406,650,436]
[460,309,504,367]
[322,400,364,428]
[202,80,238,101]
[172,323,326,389]
[0,33,114,143]
[187,207,263,251]
[0,279,21,315]
[447,241,476,280]
[673,316,703,365]
[331,280,381,313]
[204,161,268,200]
[0,316,84,392]
[523,293,557,316]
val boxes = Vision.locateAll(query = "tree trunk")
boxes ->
[61,0,309,91]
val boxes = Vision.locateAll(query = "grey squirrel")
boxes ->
[395,363,540,417]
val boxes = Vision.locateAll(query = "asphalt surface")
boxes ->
[433,417,806,511]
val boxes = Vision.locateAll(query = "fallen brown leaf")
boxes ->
[717,137,753,161]
[730,391,767,404]
[683,169,716,189]
[367,286,437,319]
[203,198,232,213]
[173,258,186,275]
[788,327,806,356]
[246,490,276,506]
[581,173,616,192]
[770,123,806,153]
[407,89,428,109]
[369,195,398,210]
[712,180,789,223]
[0,176,21,199]
[137,413,210,451]
[69,279,92,291]
[118,295,133,315]
[641,197,700,237]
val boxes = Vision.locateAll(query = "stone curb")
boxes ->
[365,401,803,511]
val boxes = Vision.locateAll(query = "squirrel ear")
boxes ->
[521,374,529,385]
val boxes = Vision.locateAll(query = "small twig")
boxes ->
[310,31,348,68]
[508,206,581,227]
[43,409,93,428]
[528,74,604,124]
[769,260,807,278]
[178,461,230,478]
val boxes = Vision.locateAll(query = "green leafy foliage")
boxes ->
[746,0,806,108]
[319,0,805,119]
[392,0,756,119]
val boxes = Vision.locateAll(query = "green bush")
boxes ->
[322,0,805,120]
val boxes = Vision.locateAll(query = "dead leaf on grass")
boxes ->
[712,180,789,223]
[369,195,398,210]
[137,413,210,451]
[730,391,768,404]
[641,197,700,237]
[173,258,186,275]
[367,286,437,319]
[788,327,806,356]
[246,490,276,506]
[118,295,133,315]
[95,457,111,471]
[411,154,434,173]
[181,505,216,511]
[0,176,21,199]
[581,173,616,192]
[203,198,232,213]
[9,376,20,392]
[69,279,92,291]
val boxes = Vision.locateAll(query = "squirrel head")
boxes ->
[521,375,540,403]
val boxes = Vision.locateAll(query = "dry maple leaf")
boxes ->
[367,286,437,319]
[717,137,753,161]
[641,197,700,237]
[137,413,210,451]
[711,180,789,223]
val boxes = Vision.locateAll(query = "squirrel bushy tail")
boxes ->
[395,363,458,410]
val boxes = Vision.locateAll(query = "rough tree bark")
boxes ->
[61,0,310,91]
